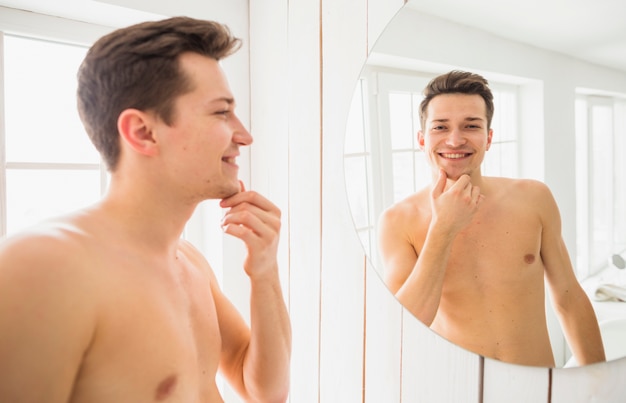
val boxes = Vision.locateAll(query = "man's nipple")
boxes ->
[523,254,536,264]
[155,374,178,400]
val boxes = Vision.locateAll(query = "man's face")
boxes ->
[156,52,252,200]
[418,93,493,181]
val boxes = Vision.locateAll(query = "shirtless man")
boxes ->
[379,70,605,367]
[0,17,291,402]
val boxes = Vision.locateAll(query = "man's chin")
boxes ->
[205,182,240,201]
[221,188,240,199]
[438,169,469,188]
[441,166,471,181]
[221,185,241,199]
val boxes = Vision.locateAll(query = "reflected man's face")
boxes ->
[418,93,493,181]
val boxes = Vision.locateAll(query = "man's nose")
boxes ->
[445,129,466,147]
[232,116,253,145]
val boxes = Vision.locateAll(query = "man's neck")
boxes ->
[97,183,198,255]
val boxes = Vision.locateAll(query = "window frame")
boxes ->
[575,92,626,278]
[0,9,114,237]
[1,33,112,237]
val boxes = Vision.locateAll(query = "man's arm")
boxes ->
[218,184,291,402]
[538,182,606,366]
[379,170,483,325]
[379,202,454,325]
[0,234,94,403]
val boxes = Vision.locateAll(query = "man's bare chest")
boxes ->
[442,208,546,300]
[413,202,544,279]
[71,256,222,402]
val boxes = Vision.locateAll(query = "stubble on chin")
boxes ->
[444,171,463,182]
[440,161,474,179]
[200,179,241,201]
[220,180,243,199]
[432,167,465,191]
[222,187,240,199]
[216,185,239,200]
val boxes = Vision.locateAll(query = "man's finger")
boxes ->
[432,169,447,199]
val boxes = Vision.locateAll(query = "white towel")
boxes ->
[594,283,626,302]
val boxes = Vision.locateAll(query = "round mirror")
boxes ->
[345,0,626,368]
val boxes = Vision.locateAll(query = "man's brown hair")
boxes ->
[77,17,241,170]
[418,70,494,131]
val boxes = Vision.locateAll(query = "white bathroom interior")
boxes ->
[0,1,626,400]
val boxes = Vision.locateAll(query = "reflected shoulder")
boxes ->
[485,176,552,199]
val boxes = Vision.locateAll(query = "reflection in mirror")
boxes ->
[344,2,626,368]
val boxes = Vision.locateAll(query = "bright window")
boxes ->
[575,94,626,277]
[1,34,105,236]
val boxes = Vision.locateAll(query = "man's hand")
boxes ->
[430,169,483,235]
[219,181,281,279]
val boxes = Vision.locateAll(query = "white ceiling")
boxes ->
[1,0,625,73]
[406,0,626,73]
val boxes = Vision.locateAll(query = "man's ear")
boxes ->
[117,109,158,157]
[486,128,493,151]
[417,130,425,149]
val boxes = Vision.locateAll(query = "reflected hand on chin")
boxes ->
[219,181,281,279]
[430,169,484,234]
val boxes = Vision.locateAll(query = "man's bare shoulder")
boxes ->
[485,175,547,189]
[1,215,88,258]
[481,177,557,229]
[176,238,219,282]
[484,176,552,201]
[0,212,99,290]
[379,187,431,225]
[0,214,101,403]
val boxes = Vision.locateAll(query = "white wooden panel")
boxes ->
[361,4,406,400]
[248,1,289,198]
[402,310,481,402]
[483,358,549,403]
[320,0,368,401]
[247,0,294,396]
[282,1,323,402]
[248,0,290,293]
[0,31,5,236]
[551,357,626,402]
[364,259,403,402]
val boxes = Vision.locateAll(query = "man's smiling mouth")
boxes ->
[439,153,471,159]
